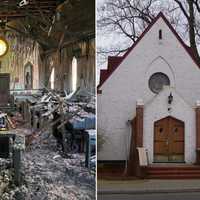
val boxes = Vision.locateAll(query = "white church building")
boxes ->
[97,12,200,178]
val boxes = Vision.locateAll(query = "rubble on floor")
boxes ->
[0,129,95,200]
[0,87,96,199]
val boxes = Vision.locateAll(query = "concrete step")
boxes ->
[146,165,200,179]
[147,174,200,179]
[147,170,200,175]
[147,165,200,170]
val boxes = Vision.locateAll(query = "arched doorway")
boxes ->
[24,62,33,89]
[154,116,184,163]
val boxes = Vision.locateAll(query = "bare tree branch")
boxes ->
[97,0,200,67]
[174,0,189,19]
[194,0,200,13]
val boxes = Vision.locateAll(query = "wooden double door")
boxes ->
[154,116,184,163]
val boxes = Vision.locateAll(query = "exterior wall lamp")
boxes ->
[168,92,173,104]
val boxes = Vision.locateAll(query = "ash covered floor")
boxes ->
[0,128,95,200]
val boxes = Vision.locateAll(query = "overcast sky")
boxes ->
[96,0,200,83]
[96,0,130,82]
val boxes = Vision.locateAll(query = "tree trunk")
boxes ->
[188,0,200,63]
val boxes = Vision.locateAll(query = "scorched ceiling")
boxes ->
[0,0,95,50]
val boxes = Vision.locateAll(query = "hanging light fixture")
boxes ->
[0,37,8,57]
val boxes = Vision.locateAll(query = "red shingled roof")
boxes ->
[98,12,200,93]
[99,56,123,86]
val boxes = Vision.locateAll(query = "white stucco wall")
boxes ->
[143,87,196,164]
[98,16,200,161]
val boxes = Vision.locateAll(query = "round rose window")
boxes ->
[149,72,170,94]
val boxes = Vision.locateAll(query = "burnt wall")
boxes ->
[0,31,95,93]
[45,38,95,93]
[0,31,41,90]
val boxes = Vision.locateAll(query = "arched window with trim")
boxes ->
[24,62,33,89]
[72,56,77,92]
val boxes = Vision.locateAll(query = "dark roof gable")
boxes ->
[99,56,123,86]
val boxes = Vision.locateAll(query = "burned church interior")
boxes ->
[0,0,95,199]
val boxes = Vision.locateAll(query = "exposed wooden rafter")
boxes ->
[0,0,63,20]
[0,0,95,50]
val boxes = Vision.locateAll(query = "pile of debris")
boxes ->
[0,112,15,131]
[0,109,25,132]
[0,87,96,199]
[26,87,96,158]
[0,128,95,200]
[0,168,13,200]
[28,88,95,128]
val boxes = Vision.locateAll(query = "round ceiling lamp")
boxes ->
[0,37,8,57]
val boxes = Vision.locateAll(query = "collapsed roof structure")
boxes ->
[0,1,95,199]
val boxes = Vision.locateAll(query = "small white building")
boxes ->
[97,12,200,176]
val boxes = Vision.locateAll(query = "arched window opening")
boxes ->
[72,56,77,92]
[50,67,55,90]
[24,62,33,89]
[159,29,162,40]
